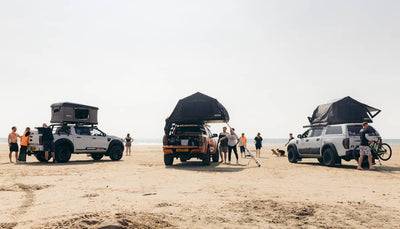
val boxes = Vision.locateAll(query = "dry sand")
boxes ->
[0,143,399,229]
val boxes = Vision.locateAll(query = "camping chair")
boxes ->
[244,147,261,167]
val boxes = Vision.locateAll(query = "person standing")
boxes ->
[125,133,133,156]
[357,122,373,170]
[239,133,247,158]
[19,127,31,163]
[285,133,294,147]
[218,127,229,164]
[254,133,263,158]
[42,123,56,163]
[227,128,239,164]
[8,126,20,163]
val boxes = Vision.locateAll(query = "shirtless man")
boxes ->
[8,126,20,163]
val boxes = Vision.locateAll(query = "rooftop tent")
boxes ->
[164,92,230,134]
[307,96,381,126]
[50,102,99,125]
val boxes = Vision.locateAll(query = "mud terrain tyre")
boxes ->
[55,144,72,163]
[91,153,104,161]
[109,145,123,161]
[288,147,299,163]
[202,154,211,166]
[322,147,337,167]
[35,152,49,163]
[164,154,174,166]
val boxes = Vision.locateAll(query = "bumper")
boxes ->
[163,146,204,155]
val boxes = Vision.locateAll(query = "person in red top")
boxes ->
[19,127,31,163]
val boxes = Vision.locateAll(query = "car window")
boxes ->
[326,126,343,135]
[302,129,311,138]
[56,126,71,135]
[75,127,91,135]
[91,128,105,136]
[310,128,323,137]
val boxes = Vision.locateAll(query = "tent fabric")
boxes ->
[164,92,230,134]
[308,96,381,126]
[50,102,99,124]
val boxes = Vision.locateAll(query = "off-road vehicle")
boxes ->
[163,124,218,166]
[28,102,124,163]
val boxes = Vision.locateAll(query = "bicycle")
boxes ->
[370,139,392,161]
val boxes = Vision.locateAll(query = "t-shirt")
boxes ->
[219,132,229,147]
[239,136,247,147]
[360,128,371,146]
[254,136,263,146]
[42,128,54,144]
[227,133,239,147]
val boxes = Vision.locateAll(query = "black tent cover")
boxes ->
[307,96,381,126]
[164,92,230,134]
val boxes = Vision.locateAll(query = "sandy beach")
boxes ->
[0,143,399,229]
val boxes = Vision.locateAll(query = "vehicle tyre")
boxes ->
[91,153,104,161]
[55,144,72,163]
[322,147,337,167]
[287,147,298,163]
[317,158,324,165]
[212,152,219,163]
[109,145,123,161]
[378,143,392,161]
[202,154,211,166]
[35,152,49,163]
[164,154,174,166]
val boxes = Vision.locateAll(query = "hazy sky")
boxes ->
[1,0,399,139]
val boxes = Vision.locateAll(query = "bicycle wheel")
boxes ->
[378,143,392,161]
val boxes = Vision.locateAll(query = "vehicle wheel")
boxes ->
[317,158,324,165]
[55,144,72,163]
[322,147,337,167]
[109,145,123,161]
[35,152,49,163]
[91,153,104,161]
[361,156,370,169]
[212,152,219,163]
[164,154,174,166]
[287,147,298,163]
[202,154,211,166]
[378,143,392,161]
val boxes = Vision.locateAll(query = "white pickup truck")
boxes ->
[28,124,124,163]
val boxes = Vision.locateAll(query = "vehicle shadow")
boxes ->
[24,159,122,167]
[300,162,400,173]
[167,161,250,173]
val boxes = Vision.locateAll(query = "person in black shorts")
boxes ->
[42,123,56,163]
[254,133,263,158]
[8,126,20,163]
[218,127,229,164]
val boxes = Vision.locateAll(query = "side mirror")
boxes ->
[212,134,218,138]
[297,134,302,139]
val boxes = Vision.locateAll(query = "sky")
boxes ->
[0,0,399,139]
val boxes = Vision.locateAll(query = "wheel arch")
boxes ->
[107,139,124,152]
[54,138,74,152]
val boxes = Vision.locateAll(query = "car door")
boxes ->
[73,126,92,152]
[297,129,312,154]
[307,128,323,155]
[90,127,109,152]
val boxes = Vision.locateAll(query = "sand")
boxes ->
[0,143,399,229]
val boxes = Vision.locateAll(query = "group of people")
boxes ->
[217,127,264,164]
[7,124,56,164]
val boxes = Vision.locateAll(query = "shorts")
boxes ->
[9,143,19,152]
[43,142,54,152]
[256,144,262,150]
[240,146,246,153]
[220,146,228,153]
[359,146,372,156]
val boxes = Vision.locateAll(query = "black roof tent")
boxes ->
[50,102,99,125]
[305,96,381,127]
[164,92,230,135]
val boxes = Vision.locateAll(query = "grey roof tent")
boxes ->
[50,102,99,125]
[307,96,381,126]
[164,92,230,134]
